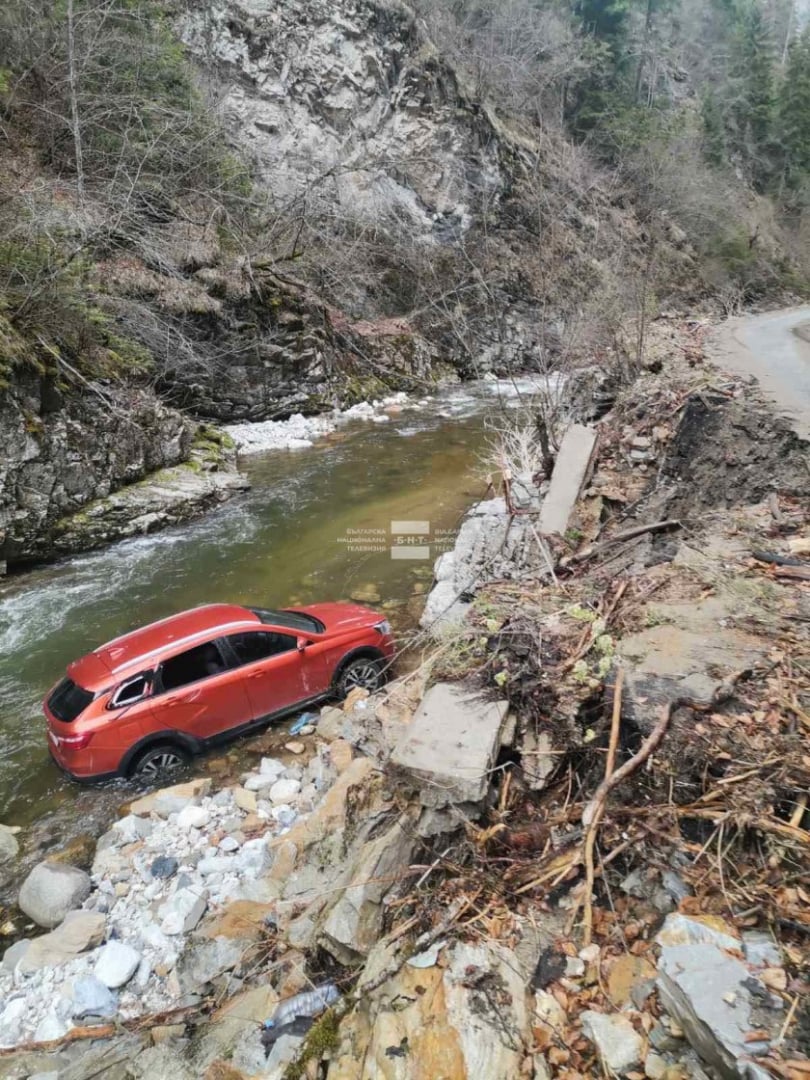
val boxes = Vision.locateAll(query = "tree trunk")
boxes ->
[66,0,84,207]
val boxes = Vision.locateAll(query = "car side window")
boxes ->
[226,631,297,667]
[159,641,227,692]
[110,672,152,709]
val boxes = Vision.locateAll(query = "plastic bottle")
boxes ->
[264,983,340,1029]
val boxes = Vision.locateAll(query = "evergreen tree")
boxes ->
[778,25,810,185]
[727,1,776,183]
[701,87,727,165]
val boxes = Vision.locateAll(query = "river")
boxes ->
[0,380,544,831]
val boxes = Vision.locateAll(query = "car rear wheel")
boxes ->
[131,743,190,780]
[336,656,384,697]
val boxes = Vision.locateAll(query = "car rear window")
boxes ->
[48,678,93,723]
[250,608,324,633]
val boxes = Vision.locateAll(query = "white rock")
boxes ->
[269,778,301,804]
[159,888,208,935]
[582,1011,644,1075]
[260,757,287,779]
[198,856,235,875]
[33,1010,70,1042]
[235,837,271,877]
[94,940,141,988]
[176,805,211,830]
[0,998,27,1046]
[219,836,240,852]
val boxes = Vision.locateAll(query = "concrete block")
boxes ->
[390,683,509,807]
[538,423,597,536]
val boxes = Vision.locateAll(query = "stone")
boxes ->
[0,998,27,1045]
[18,861,92,928]
[390,683,509,807]
[128,778,211,816]
[151,855,179,879]
[114,814,154,842]
[260,757,286,779]
[160,888,208,935]
[176,805,211,830]
[0,823,20,863]
[320,817,414,964]
[328,739,354,774]
[269,778,301,804]
[34,1010,71,1042]
[233,787,257,813]
[521,728,555,791]
[656,913,740,952]
[71,974,118,1019]
[219,836,240,852]
[742,930,782,969]
[18,910,106,973]
[95,939,142,988]
[645,1051,668,1079]
[200,900,275,941]
[538,423,598,535]
[244,773,277,792]
[2,938,31,973]
[151,1024,186,1044]
[349,583,381,604]
[235,837,271,877]
[581,1011,644,1075]
[317,706,345,741]
[284,741,305,755]
[657,944,776,1080]
[329,940,532,1078]
[607,954,657,1008]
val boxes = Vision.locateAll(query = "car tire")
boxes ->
[336,655,385,697]
[130,742,190,780]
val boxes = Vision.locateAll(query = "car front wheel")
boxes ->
[336,656,384,697]
[131,743,190,780]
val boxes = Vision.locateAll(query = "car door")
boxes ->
[222,629,327,719]
[152,639,254,740]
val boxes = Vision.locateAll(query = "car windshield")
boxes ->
[48,677,93,723]
[250,608,324,634]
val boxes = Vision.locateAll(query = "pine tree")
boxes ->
[778,25,810,185]
[701,87,727,165]
[727,1,776,183]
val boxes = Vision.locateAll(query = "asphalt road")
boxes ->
[710,305,810,441]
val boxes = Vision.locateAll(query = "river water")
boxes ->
[0,380,543,829]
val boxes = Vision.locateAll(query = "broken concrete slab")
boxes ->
[538,423,598,536]
[657,944,777,1080]
[390,683,509,807]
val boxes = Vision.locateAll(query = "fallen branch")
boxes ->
[0,999,211,1057]
[565,519,682,566]
[582,667,624,945]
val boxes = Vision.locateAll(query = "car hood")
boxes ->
[294,602,382,634]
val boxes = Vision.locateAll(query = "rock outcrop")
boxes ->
[0,372,247,570]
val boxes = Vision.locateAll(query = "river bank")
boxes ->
[0,313,807,1077]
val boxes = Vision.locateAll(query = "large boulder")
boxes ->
[18,861,92,929]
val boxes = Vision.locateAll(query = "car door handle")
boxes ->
[164,696,180,705]
[248,672,264,680]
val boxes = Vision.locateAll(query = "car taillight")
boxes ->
[59,732,94,750]
[374,620,392,635]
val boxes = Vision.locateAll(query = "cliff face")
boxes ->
[0,0,675,567]
[0,373,245,571]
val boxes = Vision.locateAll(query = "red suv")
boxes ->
[44,603,394,781]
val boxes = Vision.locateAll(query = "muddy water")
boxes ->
[0,381,541,832]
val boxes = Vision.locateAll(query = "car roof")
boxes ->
[69,604,261,690]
